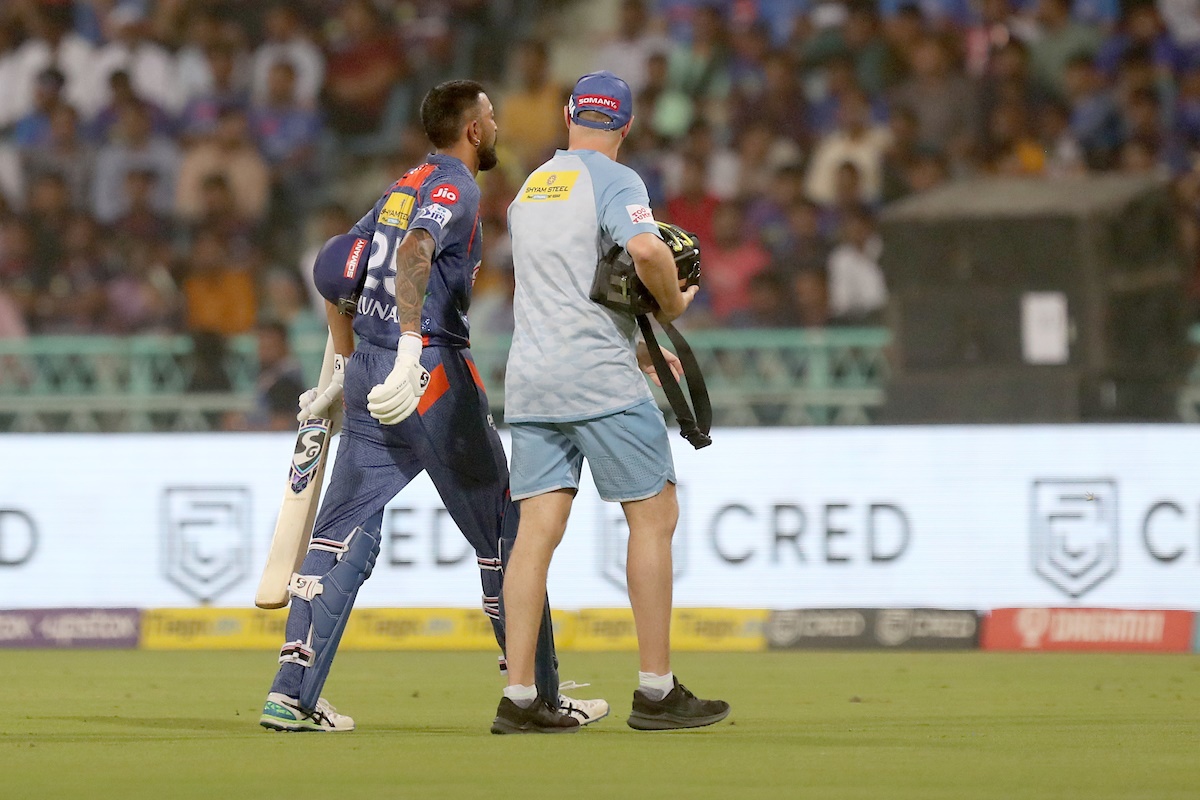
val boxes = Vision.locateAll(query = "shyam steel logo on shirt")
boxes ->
[377,192,414,228]
[521,170,580,202]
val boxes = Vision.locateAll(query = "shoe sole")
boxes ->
[490,718,581,735]
[575,707,610,727]
[626,706,731,731]
[259,715,353,732]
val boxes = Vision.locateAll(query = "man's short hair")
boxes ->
[421,80,486,148]
[577,109,612,126]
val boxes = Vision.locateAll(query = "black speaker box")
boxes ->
[879,176,1188,422]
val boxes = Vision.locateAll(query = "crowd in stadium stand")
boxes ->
[2,0,1200,348]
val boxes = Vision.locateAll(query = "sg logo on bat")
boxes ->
[290,418,331,493]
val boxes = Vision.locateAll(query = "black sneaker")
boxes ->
[627,677,730,731]
[491,696,581,734]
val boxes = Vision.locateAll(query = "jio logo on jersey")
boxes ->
[431,184,459,204]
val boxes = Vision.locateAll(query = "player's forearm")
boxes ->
[394,228,435,335]
[629,234,684,318]
[324,300,356,357]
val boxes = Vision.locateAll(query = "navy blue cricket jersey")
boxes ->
[350,154,482,350]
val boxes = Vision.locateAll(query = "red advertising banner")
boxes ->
[983,608,1195,653]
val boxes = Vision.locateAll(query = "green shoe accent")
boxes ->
[263,701,298,721]
[260,713,322,731]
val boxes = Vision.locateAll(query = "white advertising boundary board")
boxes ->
[1,427,1198,610]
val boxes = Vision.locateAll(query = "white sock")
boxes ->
[503,684,538,708]
[638,671,674,701]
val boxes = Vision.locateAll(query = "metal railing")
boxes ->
[0,329,892,432]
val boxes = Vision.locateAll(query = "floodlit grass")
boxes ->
[2,650,1197,799]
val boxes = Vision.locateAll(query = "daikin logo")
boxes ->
[1030,479,1118,598]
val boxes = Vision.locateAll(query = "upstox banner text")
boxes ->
[2,428,1199,609]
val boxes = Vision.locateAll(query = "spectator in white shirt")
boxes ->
[827,205,887,323]
[175,9,236,105]
[593,0,671,95]
[90,6,181,117]
[5,6,95,125]
[1159,0,1200,47]
[251,4,325,107]
[806,87,893,205]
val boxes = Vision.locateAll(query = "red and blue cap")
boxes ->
[568,71,633,131]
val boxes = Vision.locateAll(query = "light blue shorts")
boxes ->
[509,400,677,503]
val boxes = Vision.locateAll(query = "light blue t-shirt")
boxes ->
[505,149,661,423]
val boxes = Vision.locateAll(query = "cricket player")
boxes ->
[259,80,606,732]
[492,72,730,733]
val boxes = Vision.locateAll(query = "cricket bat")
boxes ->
[255,335,342,609]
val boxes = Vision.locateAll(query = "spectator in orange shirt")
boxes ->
[984,100,1046,175]
[182,228,257,335]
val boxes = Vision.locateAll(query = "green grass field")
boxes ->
[3,650,1198,799]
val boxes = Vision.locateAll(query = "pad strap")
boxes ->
[482,594,500,621]
[279,640,314,667]
[309,536,348,555]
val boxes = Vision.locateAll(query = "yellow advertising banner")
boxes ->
[343,609,581,650]
[139,608,764,651]
[572,608,768,652]
[343,608,496,651]
[671,608,768,652]
[141,608,286,650]
[573,608,640,651]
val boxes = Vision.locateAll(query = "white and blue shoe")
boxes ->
[558,681,610,726]
[260,692,355,732]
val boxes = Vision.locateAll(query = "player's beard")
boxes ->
[478,140,499,172]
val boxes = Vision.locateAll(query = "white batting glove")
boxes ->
[367,333,429,425]
[296,354,346,421]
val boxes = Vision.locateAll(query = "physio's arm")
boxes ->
[627,231,697,324]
